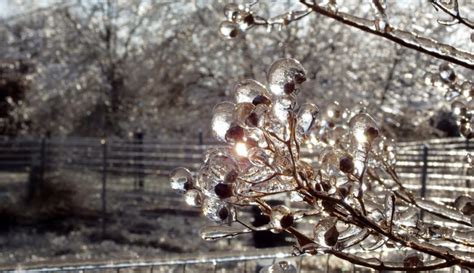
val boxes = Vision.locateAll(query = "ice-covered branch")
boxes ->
[298,0,474,70]
[218,1,474,69]
[170,58,474,272]
[429,0,474,29]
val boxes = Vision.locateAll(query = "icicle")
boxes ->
[200,225,251,241]
[417,199,472,226]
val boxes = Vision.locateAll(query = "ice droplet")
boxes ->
[169,167,193,193]
[267,58,306,97]
[439,62,456,82]
[234,102,255,126]
[184,189,202,207]
[349,113,379,144]
[234,79,269,104]
[201,198,235,223]
[212,102,235,142]
[219,20,241,39]
[297,103,319,135]
[313,217,338,247]
[270,205,294,232]
[223,3,239,21]
[235,11,254,30]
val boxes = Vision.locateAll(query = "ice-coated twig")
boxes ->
[170,58,474,272]
[429,0,474,29]
[298,0,473,69]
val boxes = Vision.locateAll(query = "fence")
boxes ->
[1,136,471,188]
[0,136,472,272]
[2,246,467,273]
[0,136,472,227]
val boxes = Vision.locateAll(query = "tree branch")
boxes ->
[299,0,473,69]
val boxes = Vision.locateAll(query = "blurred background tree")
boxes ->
[0,0,472,140]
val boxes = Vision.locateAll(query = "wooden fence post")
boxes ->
[466,138,471,189]
[101,138,108,237]
[420,144,429,220]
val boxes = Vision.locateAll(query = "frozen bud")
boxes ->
[219,20,241,39]
[246,112,259,127]
[218,207,230,220]
[339,156,354,174]
[170,167,193,193]
[234,79,269,104]
[252,94,272,106]
[439,62,456,83]
[365,126,379,141]
[235,11,254,30]
[208,153,238,181]
[214,183,234,199]
[461,81,474,99]
[246,104,268,127]
[223,3,240,21]
[225,124,245,143]
[184,189,202,207]
[297,103,320,135]
[202,198,234,222]
[459,120,473,139]
[234,102,255,125]
[324,225,339,246]
[349,113,378,144]
[313,217,338,247]
[403,252,424,268]
[454,196,474,215]
[267,58,306,97]
[212,102,235,142]
[271,205,294,232]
